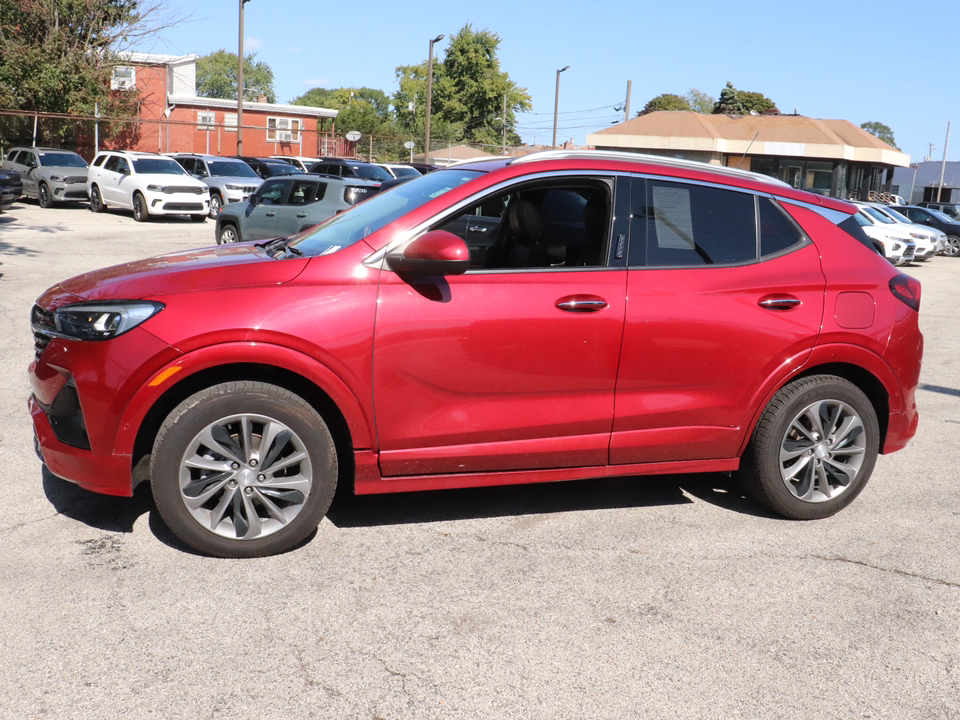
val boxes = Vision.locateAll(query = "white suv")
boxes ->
[87,150,210,222]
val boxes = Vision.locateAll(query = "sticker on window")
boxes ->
[652,186,695,250]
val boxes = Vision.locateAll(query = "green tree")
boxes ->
[685,88,715,114]
[640,93,691,114]
[292,86,395,137]
[0,0,178,116]
[196,49,276,103]
[393,24,532,149]
[712,82,776,115]
[860,121,897,148]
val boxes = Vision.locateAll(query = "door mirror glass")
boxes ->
[386,230,470,276]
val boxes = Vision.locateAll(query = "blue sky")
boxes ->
[141,0,960,162]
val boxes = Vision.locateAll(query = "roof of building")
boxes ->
[587,111,910,167]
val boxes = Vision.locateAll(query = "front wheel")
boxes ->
[739,375,879,520]
[944,235,960,257]
[89,185,104,213]
[132,192,149,222]
[151,381,338,557]
[38,183,52,208]
[217,223,240,244]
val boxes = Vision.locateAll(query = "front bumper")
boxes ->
[144,189,210,216]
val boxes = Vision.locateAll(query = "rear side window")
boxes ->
[759,198,805,256]
[92,154,107,167]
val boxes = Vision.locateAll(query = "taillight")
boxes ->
[889,273,921,311]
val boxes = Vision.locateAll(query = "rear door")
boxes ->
[611,177,826,464]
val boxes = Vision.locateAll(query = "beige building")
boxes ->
[587,111,910,200]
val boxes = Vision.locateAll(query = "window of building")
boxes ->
[267,117,301,143]
[111,66,136,91]
[197,111,216,130]
[223,113,237,132]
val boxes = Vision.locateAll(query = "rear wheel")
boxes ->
[209,193,222,218]
[739,375,879,520]
[38,182,52,208]
[132,192,148,222]
[944,235,960,257]
[151,381,338,557]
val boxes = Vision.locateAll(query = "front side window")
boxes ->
[257,179,290,205]
[288,180,318,205]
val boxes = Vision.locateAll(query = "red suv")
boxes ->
[28,151,923,557]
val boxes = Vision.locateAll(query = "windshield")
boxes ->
[352,164,394,182]
[133,157,188,175]
[37,152,88,168]
[208,160,258,178]
[289,168,485,257]
[881,207,911,223]
[856,210,877,225]
[390,166,420,178]
[862,206,894,224]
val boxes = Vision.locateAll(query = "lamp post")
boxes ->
[237,0,251,155]
[424,34,444,164]
[552,65,569,149]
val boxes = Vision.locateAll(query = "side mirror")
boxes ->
[249,195,259,206]
[385,230,470,276]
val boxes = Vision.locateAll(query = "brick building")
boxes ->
[105,53,340,158]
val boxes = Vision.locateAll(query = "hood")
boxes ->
[212,175,262,185]
[57,243,307,301]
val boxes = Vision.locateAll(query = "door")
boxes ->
[19,151,38,197]
[372,175,630,476]
[268,178,321,235]
[243,178,292,239]
[611,178,826,464]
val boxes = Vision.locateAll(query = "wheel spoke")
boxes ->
[782,453,813,481]
[198,424,243,463]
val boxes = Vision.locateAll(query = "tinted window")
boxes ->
[352,164,393,182]
[132,157,187,175]
[37,152,87,168]
[759,198,805,256]
[257,179,290,205]
[208,160,258,178]
[639,180,757,266]
[288,180,317,205]
[92,155,107,167]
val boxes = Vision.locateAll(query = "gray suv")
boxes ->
[215,173,380,244]
[170,154,263,218]
[2,147,89,207]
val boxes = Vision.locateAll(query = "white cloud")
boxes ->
[302,78,329,87]
[245,36,262,50]
[290,46,302,53]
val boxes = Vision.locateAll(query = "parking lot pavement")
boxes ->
[0,200,958,719]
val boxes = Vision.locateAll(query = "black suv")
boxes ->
[307,157,393,185]
[233,156,304,180]
[0,169,23,213]
[895,205,960,257]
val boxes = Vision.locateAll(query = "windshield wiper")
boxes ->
[257,237,303,258]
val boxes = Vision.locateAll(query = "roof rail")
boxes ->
[510,149,791,188]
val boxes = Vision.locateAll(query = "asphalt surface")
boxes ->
[0,199,957,719]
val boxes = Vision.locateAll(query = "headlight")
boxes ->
[225,184,242,191]
[49,174,66,182]
[146,184,166,192]
[53,301,164,340]
[909,233,925,239]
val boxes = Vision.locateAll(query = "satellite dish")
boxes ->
[346,131,361,142]
[403,141,415,149]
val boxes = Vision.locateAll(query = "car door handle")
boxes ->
[759,294,802,310]
[556,295,608,313]
[266,211,276,217]
[296,213,308,218]
[467,225,488,232]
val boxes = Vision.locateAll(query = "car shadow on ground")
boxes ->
[41,465,774,555]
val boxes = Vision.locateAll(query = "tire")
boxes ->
[38,182,52,208]
[89,185,104,213]
[739,375,879,520]
[151,381,338,558]
[190,214,207,223]
[944,235,960,257]
[217,223,240,244]
[132,192,148,222]
[209,193,222,218]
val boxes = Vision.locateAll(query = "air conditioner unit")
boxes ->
[112,78,133,91]
[278,131,294,142]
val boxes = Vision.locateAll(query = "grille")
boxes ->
[163,186,204,195]
[162,202,203,211]
[65,176,87,184]
[31,305,55,361]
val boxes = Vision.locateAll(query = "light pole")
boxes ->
[237,0,251,155]
[424,34,444,164]
[552,65,569,149]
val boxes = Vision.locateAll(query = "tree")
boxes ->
[292,86,394,136]
[712,82,777,115]
[196,49,276,103]
[0,0,183,117]
[640,93,691,114]
[861,121,897,148]
[685,88,715,114]
[393,24,532,149]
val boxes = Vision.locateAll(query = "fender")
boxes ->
[735,342,899,457]
[112,341,374,457]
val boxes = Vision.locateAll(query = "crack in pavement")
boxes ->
[808,554,960,589]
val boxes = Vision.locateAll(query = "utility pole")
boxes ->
[623,81,632,122]
[424,34,444,163]
[237,0,251,155]
[552,65,569,149]
[937,121,951,202]
[502,93,507,154]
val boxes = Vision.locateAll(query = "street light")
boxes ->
[237,0,252,155]
[424,34,445,164]
[552,65,569,149]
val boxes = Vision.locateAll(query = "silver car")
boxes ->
[170,154,263,218]
[2,147,89,207]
